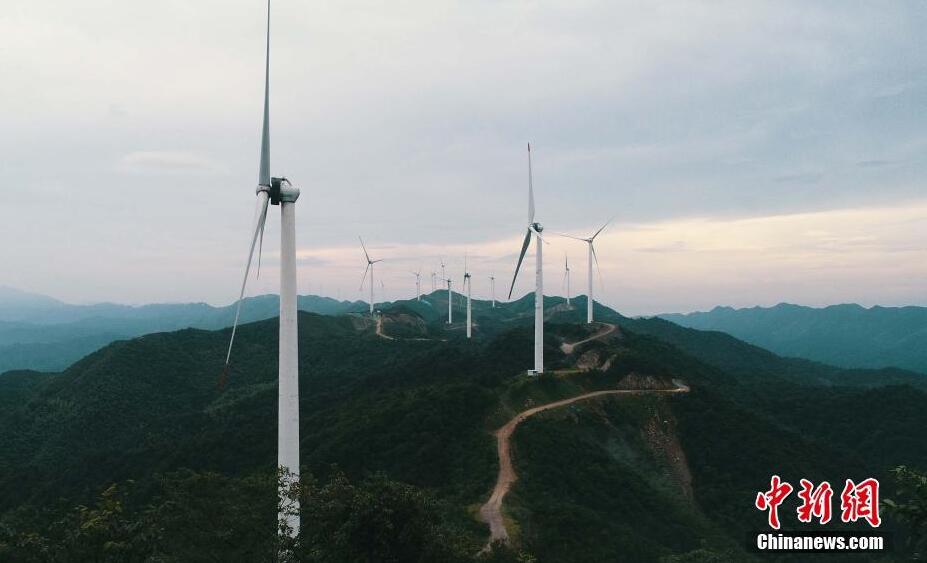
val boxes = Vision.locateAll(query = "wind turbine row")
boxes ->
[219,0,615,547]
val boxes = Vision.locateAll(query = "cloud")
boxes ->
[855,159,896,168]
[117,151,226,176]
[773,172,823,184]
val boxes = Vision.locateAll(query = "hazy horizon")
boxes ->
[2,1,925,316]
[3,281,924,319]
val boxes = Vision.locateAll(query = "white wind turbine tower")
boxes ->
[430,270,437,292]
[560,219,611,323]
[563,254,571,306]
[463,255,472,338]
[489,275,496,308]
[412,270,422,301]
[445,274,453,323]
[222,0,302,539]
[359,237,383,315]
[508,143,545,375]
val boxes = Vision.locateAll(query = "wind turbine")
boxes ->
[463,254,472,338]
[508,143,544,375]
[560,219,610,323]
[359,237,382,315]
[445,275,453,324]
[430,270,437,293]
[412,270,422,301]
[489,275,496,308]
[222,0,302,539]
[563,254,571,306]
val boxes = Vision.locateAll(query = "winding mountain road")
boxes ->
[374,315,395,340]
[479,380,690,546]
[559,322,617,355]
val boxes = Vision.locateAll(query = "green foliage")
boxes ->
[883,465,927,553]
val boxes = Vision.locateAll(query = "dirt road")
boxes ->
[375,315,395,340]
[478,381,689,546]
[559,322,617,355]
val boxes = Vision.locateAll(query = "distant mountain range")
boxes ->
[0,286,367,373]
[660,303,927,374]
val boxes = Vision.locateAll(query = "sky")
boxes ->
[1,0,925,316]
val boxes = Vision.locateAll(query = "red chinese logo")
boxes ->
[840,478,881,527]
[796,479,833,524]
[755,475,793,530]
[755,476,881,529]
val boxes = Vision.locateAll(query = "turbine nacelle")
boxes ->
[257,177,300,205]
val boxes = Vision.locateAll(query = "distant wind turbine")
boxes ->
[445,275,453,324]
[431,270,437,292]
[221,0,302,540]
[359,237,383,315]
[560,219,610,323]
[489,275,496,308]
[508,143,545,375]
[463,254,472,338]
[412,270,422,301]
[563,254,571,306]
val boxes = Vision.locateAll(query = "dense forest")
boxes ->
[0,292,924,561]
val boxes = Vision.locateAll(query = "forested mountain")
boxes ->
[0,288,367,373]
[661,303,927,374]
[0,294,924,561]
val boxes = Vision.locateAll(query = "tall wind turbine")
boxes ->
[445,275,453,324]
[463,255,472,338]
[412,270,422,301]
[359,237,382,315]
[222,0,302,539]
[563,254,571,306]
[508,143,544,375]
[560,219,610,323]
[489,275,496,308]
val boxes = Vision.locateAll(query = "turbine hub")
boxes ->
[264,177,300,205]
[531,222,543,233]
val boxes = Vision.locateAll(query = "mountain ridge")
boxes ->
[660,302,927,374]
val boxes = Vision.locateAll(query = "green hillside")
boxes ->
[0,298,923,561]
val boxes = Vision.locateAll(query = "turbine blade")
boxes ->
[258,0,271,187]
[591,217,613,240]
[557,233,587,241]
[221,191,270,387]
[527,143,535,225]
[507,229,533,299]
[358,236,371,263]
[359,263,370,291]
[255,213,266,279]
[592,244,605,292]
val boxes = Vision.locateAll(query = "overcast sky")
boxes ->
[1,0,925,315]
